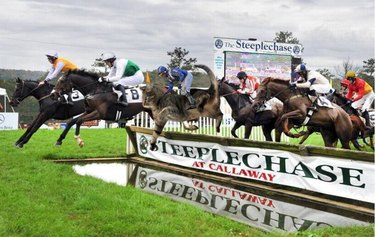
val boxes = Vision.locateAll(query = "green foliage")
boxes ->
[274,31,301,44]
[362,58,374,76]
[166,47,197,70]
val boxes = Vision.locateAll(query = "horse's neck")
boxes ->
[30,84,51,100]
[223,94,250,110]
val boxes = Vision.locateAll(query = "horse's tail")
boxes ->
[194,64,218,96]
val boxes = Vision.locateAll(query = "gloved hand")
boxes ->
[178,83,182,89]
[346,100,352,105]
[98,77,107,83]
[289,83,297,89]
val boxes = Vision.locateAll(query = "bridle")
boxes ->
[13,80,41,104]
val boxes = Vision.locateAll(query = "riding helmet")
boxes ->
[346,70,356,79]
[46,50,58,58]
[157,66,168,75]
[101,52,116,61]
[236,71,247,79]
[294,64,306,73]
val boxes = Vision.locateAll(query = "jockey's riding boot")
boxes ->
[115,84,128,106]
[362,110,372,130]
[186,93,196,109]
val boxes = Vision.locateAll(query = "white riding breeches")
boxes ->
[310,84,333,94]
[114,70,144,87]
[351,92,375,112]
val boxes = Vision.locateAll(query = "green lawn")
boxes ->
[0,128,373,237]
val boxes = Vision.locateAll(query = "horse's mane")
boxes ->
[261,77,290,86]
[69,69,99,80]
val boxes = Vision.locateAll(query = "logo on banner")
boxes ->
[215,39,223,49]
[139,135,149,154]
[138,170,148,189]
[0,114,5,124]
[293,45,301,55]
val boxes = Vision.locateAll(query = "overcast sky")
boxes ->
[0,0,374,75]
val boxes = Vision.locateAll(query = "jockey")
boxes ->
[340,79,350,96]
[236,71,259,101]
[157,65,196,109]
[345,70,375,127]
[292,63,334,110]
[40,50,78,105]
[98,52,144,106]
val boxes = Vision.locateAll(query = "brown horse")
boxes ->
[218,79,284,141]
[253,78,353,149]
[142,64,223,150]
[52,70,152,147]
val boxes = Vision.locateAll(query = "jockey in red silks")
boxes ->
[340,79,350,96]
[345,70,375,127]
[236,71,259,101]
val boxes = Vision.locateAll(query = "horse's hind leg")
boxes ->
[261,125,273,141]
[231,122,242,138]
[55,116,83,146]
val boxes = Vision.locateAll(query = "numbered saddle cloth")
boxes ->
[316,96,335,109]
[113,87,142,104]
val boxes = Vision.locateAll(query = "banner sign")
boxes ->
[0,112,18,130]
[136,133,375,204]
[135,166,369,232]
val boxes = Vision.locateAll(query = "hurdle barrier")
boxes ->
[125,126,374,212]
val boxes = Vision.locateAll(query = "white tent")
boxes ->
[0,87,15,112]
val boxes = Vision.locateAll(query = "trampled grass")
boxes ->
[0,128,373,237]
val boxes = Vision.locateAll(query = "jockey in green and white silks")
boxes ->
[99,52,144,106]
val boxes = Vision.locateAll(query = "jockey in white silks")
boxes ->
[292,63,334,110]
[98,52,144,106]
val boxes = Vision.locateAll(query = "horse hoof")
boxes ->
[55,141,62,146]
[79,141,84,148]
[16,144,23,148]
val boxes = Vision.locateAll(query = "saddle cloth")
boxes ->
[112,87,143,104]
[312,96,335,109]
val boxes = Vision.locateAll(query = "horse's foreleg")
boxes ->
[214,111,223,133]
[279,111,305,138]
[16,112,50,148]
[244,125,253,139]
[55,115,84,146]
[74,111,100,147]
[182,121,199,131]
[150,121,167,151]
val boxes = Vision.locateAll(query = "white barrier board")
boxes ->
[136,133,374,204]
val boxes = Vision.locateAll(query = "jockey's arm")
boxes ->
[165,79,174,93]
[352,85,365,102]
[296,81,311,89]
[45,61,65,81]
[107,60,126,82]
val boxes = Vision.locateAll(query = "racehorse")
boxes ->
[297,92,374,150]
[252,77,353,149]
[9,78,86,148]
[331,92,374,150]
[219,79,284,141]
[52,70,152,147]
[142,64,223,151]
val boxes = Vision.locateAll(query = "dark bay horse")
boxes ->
[253,78,353,149]
[298,92,374,150]
[9,78,86,148]
[52,70,152,147]
[219,80,284,141]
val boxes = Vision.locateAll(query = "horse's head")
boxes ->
[10,78,39,107]
[53,73,73,99]
[252,77,291,110]
[53,70,101,97]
